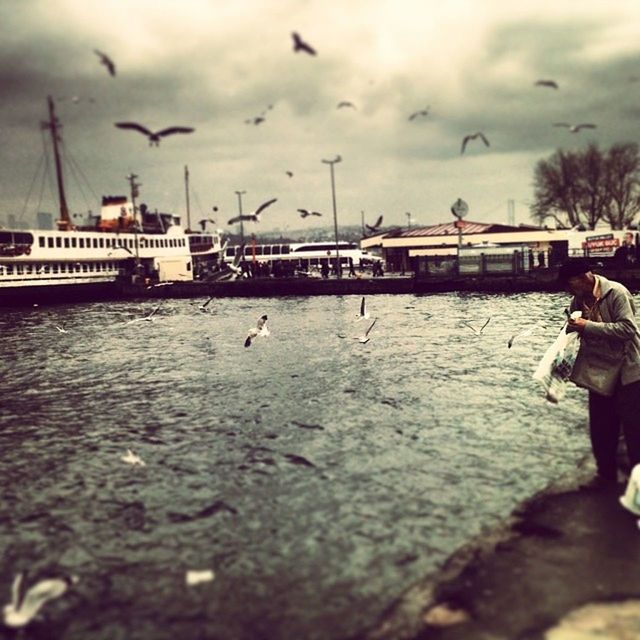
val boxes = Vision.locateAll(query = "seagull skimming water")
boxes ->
[2,572,78,628]
[245,315,269,347]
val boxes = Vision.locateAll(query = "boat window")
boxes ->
[26,264,33,274]
[52,264,59,273]
[79,238,84,248]
[15,233,34,244]
[226,248,235,257]
[99,238,104,248]
[0,232,11,243]
[254,246,263,255]
[17,265,23,275]
[187,261,191,271]
[82,264,88,272]
[71,238,77,248]
[48,237,54,248]
[263,246,272,255]
[6,265,13,275]
[56,237,62,248]
[281,245,290,254]
[39,237,45,247]
[64,238,70,248]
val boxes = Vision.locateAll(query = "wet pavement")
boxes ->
[362,463,640,640]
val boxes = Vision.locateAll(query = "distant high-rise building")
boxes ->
[37,211,54,230]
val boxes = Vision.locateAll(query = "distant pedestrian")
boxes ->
[348,258,356,278]
[321,262,329,278]
[538,250,546,269]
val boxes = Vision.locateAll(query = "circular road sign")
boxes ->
[451,198,469,219]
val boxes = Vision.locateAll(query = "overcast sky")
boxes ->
[1,0,639,234]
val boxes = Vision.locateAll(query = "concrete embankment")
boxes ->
[359,461,640,640]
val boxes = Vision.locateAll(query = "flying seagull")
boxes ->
[297,208,322,218]
[286,171,294,177]
[198,296,215,312]
[337,101,356,109]
[292,32,317,56]
[228,198,277,225]
[94,49,115,76]
[226,243,245,278]
[114,122,195,146]
[507,325,538,349]
[534,79,558,89]
[357,318,377,344]
[462,318,491,335]
[408,106,430,120]
[245,315,269,347]
[2,572,79,628]
[125,304,161,324]
[365,215,383,233]
[461,132,490,155]
[122,449,146,466]
[356,296,370,321]
[552,122,597,133]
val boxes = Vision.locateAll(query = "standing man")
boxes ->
[559,258,640,489]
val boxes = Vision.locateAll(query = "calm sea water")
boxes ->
[0,292,607,639]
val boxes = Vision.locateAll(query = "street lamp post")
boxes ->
[406,211,412,230]
[235,190,246,245]
[126,172,142,283]
[322,155,342,277]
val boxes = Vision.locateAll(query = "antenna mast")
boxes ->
[43,95,71,230]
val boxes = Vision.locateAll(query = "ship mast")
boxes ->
[184,165,191,232]
[43,95,71,230]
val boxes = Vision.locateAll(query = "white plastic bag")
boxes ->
[533,312,582,403]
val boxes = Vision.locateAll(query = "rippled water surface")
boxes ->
[0,292,607,639]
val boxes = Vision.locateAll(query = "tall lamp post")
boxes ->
[322,155,342,277]
[126,172,142,283]
[406,211,412,230]
[235,190,246,245]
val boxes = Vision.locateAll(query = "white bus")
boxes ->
[223,241,381,270]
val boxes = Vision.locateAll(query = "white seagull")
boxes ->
[245,315,269,348]
[121,449,146,466]
[185,570,215,586]
[228,198,277,225]
[462,318,491,335]
[552,122,597,133]
[126,304,161,324]
[461,132,490,154]
[357,318,377,344]
[2,572,78,628]
[356,297,370,321]
[198,296,215,312]
[55,325,68,334]
[507,325,538,349]
[227,244,245,278]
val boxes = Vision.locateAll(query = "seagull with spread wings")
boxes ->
[534,79,558,89]
[114,122,195,146]
[226,243,245,278]
[94,49,116,76]
[356,296,370,321]
[357,318,377,344]
[553,122,597,133]
[228,198,277,225]
[337,101,357,109]
[245,315,269,347]
[462,318,491,335]
[2,572,79,628]
[292,32,317,55]
[408,106,430,120]
[365,215,383,233]
[461,132,490,154]
[297,208,322,218]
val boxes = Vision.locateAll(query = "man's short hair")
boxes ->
[558,258,591,283]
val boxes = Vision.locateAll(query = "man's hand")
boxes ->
[567,316,588,333]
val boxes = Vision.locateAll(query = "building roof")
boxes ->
[382,221,542,238]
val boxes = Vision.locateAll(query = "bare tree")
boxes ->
[603,142,640,229]
[532,150,582,228]
[532,143,640,229]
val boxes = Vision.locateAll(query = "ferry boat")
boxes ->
[0,97,224,305]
